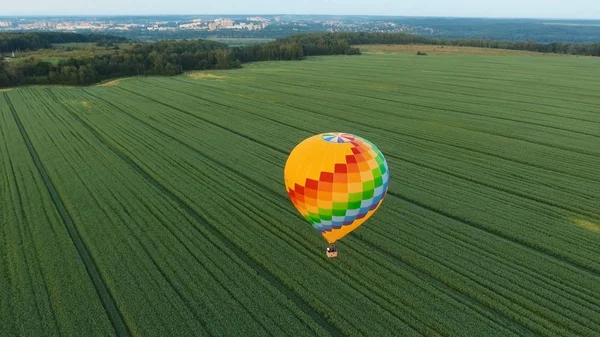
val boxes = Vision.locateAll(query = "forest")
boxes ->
[1,31,599,88]
[0,33,356,87]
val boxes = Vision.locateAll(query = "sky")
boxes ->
[2,0,600,19]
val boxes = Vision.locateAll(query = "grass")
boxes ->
[1,51,599,336]
[99,79,121,86]
[185,72,227,80]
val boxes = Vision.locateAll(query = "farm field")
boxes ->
[1,51,600,336]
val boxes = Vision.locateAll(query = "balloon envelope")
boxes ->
[284,132,390,243]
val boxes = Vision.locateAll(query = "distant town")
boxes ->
[0,16,272,32]
[0,15,426,35]
[1,15,598,43]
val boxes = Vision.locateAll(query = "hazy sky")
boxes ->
[2,0,599,19]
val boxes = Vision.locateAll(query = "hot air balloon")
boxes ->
[284,132,390,258]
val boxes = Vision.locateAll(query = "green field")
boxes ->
[1,52,599,337]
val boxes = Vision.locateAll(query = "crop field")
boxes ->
[1,51,599,336]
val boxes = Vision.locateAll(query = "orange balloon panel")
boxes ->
[284,132,390,244]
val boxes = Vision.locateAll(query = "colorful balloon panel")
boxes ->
[284,132,390,243]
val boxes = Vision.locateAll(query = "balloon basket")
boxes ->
[326,245,338,258]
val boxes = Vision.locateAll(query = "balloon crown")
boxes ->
[321,132,355,143]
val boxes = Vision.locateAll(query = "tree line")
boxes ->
[0,32,128,53]
[1,31,599,88]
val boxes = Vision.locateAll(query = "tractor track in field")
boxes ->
[3,92,131,337]
[57,92,344,337]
